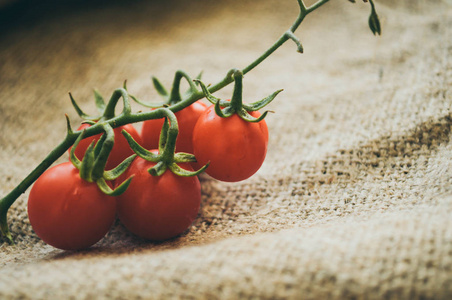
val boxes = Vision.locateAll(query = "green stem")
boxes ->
[169,70,199,104]
[169,73,183,104]
[159,110,179,165]
[91,124,115,180]
[102,88,131,120]
[306,0,331,14]
[0,0,337,243]
[239,1,326,75]
[230,70,244,111]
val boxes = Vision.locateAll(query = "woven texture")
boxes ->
[1,0,452,298]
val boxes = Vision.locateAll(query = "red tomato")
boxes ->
[140,101,208,153]
[192,105,269,182]
[27,162,116,250]
[116,155,201,241]
[70,123,142,170]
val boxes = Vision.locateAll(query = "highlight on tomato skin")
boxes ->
[192,105,269,182]
[69,123,142,171]
[140,101,208,153]
[27,162,117,251]
[116,155,202,241]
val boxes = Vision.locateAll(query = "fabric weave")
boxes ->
[0,0,451,298]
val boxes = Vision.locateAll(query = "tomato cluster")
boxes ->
[27,103,269,250]
[0,0,382,251]
[27,72,274,251]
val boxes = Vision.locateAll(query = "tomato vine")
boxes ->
[0,0,380,244]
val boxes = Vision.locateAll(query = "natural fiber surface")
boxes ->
[1,0,452,298]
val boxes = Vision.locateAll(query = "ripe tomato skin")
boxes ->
[140,101,208,153]
[192,105,269,182]
[70,123,142,170]
[27,162,116,250]
[116,156,201,241]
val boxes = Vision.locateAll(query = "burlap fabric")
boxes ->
[1,0,451,298]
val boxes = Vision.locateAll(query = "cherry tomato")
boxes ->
[116,155,201,241]
[140,101,208,153]
[27,162,116,250]
[192,105,269,182]
[70,123,142,170]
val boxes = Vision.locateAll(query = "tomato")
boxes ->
[192,105,269,182]
[116,155,201,241]
[70,123,142,170]
[140,101,208,153]
[27,162,116,250]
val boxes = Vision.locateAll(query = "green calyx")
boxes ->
[68,119,135,196]
[69,87,132,122]
[195,69,283,123]
[122,108,208,177]
[125,70,203,109]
